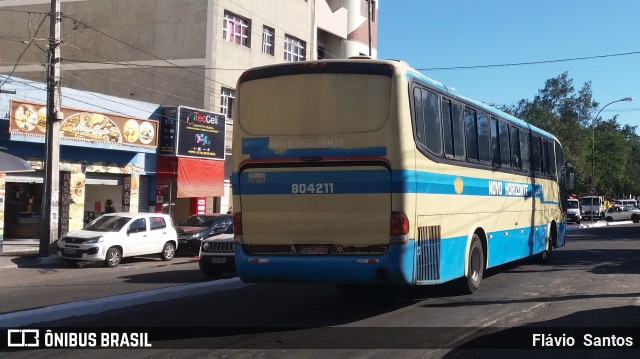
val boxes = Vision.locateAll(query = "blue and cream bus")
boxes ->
[231,58,573,293]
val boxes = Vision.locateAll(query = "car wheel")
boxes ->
[606,216,613,222]
[203,270,222,279]
[576,219,580,224]
[104,247,122,268]
[457,234,484,294]
[632,215,640,223]
[160,242,175,261]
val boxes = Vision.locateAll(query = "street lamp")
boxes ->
[590,96,634,224]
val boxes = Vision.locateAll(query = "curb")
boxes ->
[0,277,248,327]
[0,255,61,269]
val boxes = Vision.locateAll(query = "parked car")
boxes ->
[57,212,178,267]
[567,198,581,224]
[614,199,638,208]
[604,205,640,223]
[175,214,233,253]
[199,224,235,278]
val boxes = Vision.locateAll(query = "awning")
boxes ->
[0,151,33,173]
[177,157,225,198]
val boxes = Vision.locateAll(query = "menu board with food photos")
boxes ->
[9,100,159,149]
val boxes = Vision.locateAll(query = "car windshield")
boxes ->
[85,215,132,232]
[177,215,218,227]
[567,201,579,209]
[581,198,601,206]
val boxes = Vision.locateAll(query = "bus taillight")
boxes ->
[390,212,409,244]
[234,212,243,244]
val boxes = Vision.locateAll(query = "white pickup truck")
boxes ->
[581,196,605,219]
[567,198,581,224]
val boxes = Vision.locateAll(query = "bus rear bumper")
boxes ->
[235,244,414,285]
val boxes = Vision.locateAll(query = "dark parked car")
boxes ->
[199,224,235,278]
[174,214,233,253]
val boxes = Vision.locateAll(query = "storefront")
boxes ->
[156,106,228,224]
[1,98,160,239]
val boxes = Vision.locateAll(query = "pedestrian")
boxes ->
[105,199,116,213]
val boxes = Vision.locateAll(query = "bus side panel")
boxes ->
[437,236,467,282]
[487,224,548,267]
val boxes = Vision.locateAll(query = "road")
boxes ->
[2,224,639,358]
[0,252,207,314]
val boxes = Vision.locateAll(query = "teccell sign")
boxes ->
[175,106,226,160]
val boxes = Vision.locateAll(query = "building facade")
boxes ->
[0,0,378,241]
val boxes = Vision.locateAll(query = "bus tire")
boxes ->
[538,230,553,264]
[459,235,484,294]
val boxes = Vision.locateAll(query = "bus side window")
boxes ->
[442,98,465,160]
[465,107,478,162]
[532,135,542,174]
[490,117,500,166]
[477,112,491,163]
[511,127,521,169]
[413,86,442,156]
[542,139,551,175]
[498,120,511,167]
[520,130,531,172]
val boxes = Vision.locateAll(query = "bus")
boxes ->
[231,58,574,293]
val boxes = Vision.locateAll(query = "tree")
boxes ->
[500,72,640,199]
[503,72,597,194]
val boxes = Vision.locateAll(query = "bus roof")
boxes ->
[402,66,558,142]
[238,58,559,142]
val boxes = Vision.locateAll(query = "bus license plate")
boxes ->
[299,245,329,255]
[211,258,226,264]
[64,248,76,254]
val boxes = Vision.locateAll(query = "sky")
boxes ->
[378,0,639,131]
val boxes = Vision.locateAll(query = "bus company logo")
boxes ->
[488,180,531,197]
[7,329,39,347]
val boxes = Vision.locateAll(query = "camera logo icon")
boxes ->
[7,329,40,347]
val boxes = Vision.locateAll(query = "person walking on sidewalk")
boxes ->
[105,199,116,213]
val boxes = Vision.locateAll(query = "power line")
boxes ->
[0,14,47,89]
[417,50,640,71]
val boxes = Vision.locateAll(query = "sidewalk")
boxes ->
[0,239,61,269]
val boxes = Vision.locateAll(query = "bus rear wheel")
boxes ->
[459,235,484,294]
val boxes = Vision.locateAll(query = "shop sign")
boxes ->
[9,100,159,149]
[123,178,131,213]
[159,106,177,155]
[59,172,71,236]
[176,106,226,160]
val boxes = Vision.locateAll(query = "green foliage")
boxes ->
[507,72,638,198]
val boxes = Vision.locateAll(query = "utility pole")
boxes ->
[40,0,62,256]
[367,0,372,56]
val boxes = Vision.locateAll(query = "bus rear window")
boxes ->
[238,74,391,135]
